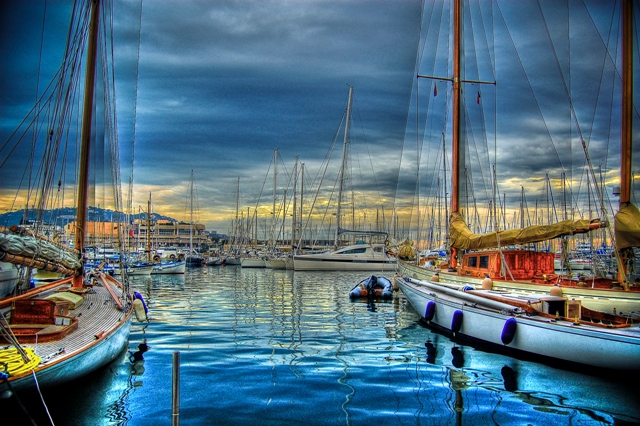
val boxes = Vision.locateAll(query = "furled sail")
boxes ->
[449,212,605,251]
[614,203,640,250]
[0,232,82,272]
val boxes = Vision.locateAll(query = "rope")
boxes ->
[0,347,41,378]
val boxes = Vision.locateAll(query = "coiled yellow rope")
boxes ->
[0,347,41,377]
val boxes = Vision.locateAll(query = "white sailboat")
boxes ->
[293,86,396,271]
[185,170,204,267]
[146,195,186,274]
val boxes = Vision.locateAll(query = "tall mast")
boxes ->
[300,162,305,248]
[73,0,100,287]
[617,0,633,285]
[292,156,298,247]
[272,149,277,248]
[449,0,462,269]
[189,170,194,253]
[335,85,354,246]
[147,193,152,263]
[621,0,633,206]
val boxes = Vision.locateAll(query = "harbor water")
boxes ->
[5,267,640,425]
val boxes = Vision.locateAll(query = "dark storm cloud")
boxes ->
[2,0,637,234]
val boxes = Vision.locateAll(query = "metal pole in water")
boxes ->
[172,351,180,426]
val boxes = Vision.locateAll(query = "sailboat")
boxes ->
[396,0,640,370]
[397,0,640,314]
[267,156,301,270]
[185,170,204,267]
[222,177,242,265]
[0,0,144,392]
[293,86,396,271]
[148,194,186,274]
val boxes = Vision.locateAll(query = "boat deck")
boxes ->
[1,278,132,387]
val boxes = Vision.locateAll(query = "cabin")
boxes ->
[459,250,554,280]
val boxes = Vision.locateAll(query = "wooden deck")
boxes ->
[2,276,134,390]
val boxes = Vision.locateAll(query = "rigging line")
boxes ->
[298,107,343,241]
[351,89,384,226]
[393,0,431,217]
[129,0,144,220]
[27,0,49,224]
[468,1,499,206]
[494,1,567,174]
[536,0,586,210]
[541,1,616,223]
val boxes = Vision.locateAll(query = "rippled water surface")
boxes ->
[5,267,640,425]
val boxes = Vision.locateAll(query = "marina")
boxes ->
[3,267,639,425]
[1,0,640,424]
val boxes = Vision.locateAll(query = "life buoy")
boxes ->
[170,254,176,260]
[153,255,161,262]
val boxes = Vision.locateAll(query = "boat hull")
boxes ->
[398,260,640,313]
[241,258,267,268]
[2,275,136,392]
[396,276,640,370]
[7,316,132,392]
[152,260,186,274]
[293,256,396,271]
[0,261,19,298]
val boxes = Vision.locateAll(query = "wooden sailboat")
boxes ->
[396,0,640,371]
[398,0,640,314]
[0,0,142,393]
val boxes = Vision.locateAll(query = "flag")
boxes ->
[477,91,481,104]
[434,83,438,97]
[129,228,135,237]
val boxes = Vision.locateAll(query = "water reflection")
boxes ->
[4,269,638,425]
[409,324,640,425]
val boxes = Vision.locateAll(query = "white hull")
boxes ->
[293,257,396,271]
[293,243,396,271]
[223,256,241,265]
[108,264,154,275]
[396,277,640,370]
[398,260,640,314]
[152,260,186,274]
[0,261,19,298]
[241,258,267,268]
[267,257,292,270]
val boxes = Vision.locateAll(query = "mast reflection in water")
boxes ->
[3,268,639,425]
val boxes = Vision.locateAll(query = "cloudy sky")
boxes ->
[1,0,638,240]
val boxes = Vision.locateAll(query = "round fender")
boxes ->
[425,301,436,321]
[501,317,517,345]
[451,310,463,333]
[134,291,148,313]
[133,299,147,322]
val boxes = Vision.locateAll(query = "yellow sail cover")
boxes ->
[449,212,604,250]
[614,203,640,250]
